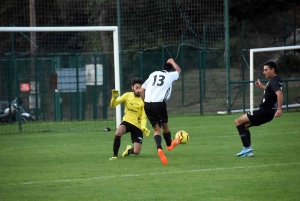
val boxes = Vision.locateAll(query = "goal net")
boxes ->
[0,27,121,133]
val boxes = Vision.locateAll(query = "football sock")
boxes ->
[163,132,172,146]
[113,135,121,156]
[128,148,134,155]
[154,135,163,149]
[246,129,251,146]
[236,124,250,147]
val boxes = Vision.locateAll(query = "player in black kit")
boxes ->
[234,61,283,157]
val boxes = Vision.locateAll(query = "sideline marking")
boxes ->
[3,162,300,186]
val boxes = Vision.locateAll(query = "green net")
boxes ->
[0,52,116,134]
[120,0,225,51]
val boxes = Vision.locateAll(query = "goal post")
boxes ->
[0,26,122,128]
[249,45,300,113]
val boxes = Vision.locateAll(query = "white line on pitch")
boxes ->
[3,162,300,186]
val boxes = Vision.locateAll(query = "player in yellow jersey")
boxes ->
[109,77,150,160]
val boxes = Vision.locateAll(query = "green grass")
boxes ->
[1,112,300,201]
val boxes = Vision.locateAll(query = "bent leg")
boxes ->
[132,142,141,155]
[234,113,251,126]
[115,124,126,136]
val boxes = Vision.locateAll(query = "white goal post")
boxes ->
[0,26,122,127]
[250,45,300,113]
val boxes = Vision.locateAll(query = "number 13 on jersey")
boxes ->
[152,75,165,86]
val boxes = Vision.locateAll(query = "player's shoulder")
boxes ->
[271,76,282,83]
[272,75,280,80]
[123,92,133,97]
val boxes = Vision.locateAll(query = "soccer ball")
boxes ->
[175,130,190,144]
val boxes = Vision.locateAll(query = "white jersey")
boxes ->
[142,70,179,102]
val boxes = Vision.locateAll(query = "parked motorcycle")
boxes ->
[0,97,34,123]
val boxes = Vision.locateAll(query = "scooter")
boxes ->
[0,97,34,123]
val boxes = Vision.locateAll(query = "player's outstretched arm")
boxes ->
[255,79,266,90]
[167,58,181,74]
[110,89,123,108]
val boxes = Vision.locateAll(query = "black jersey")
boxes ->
[259,76,282,110]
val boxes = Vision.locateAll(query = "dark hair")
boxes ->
[131,77,143,86]
[163,63,174,72]
[264,61,277,73]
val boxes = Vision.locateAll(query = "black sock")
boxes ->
[128,147,134,155]
[113,135,121,156]
[236,125,250,147]
[163,132,172,146]
[154,135,162,149]
[246,129,251,146]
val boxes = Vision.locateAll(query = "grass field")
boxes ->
[1,112,300,201]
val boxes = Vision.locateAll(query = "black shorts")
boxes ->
[120,121,143,144]
[144,102,168,128]
[247,107,276,126]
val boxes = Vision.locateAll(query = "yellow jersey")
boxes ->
[110,92,147,129]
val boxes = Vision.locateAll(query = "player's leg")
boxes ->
[244,122,253,146]
[153,123,168,165]
[122,125,143,157]
[162,123,172,146]
[122,142,141,157]
[109,124,126,160]
[234,113,253,156]
[240,108,275,156]
[144,103,168,165]
[154,123,168,165]
[132,142,142,154]
[153,123,163,149]
[144,102,163,149]
[162,123,180,151]
[153,102,179,151]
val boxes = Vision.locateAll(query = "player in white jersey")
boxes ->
[139,58,181,165]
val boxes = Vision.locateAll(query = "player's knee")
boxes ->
[115,129,125,136]
[234,118,240,126]
[162,123,169,131]
[115,132,122,136]
[133,150,141,155]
